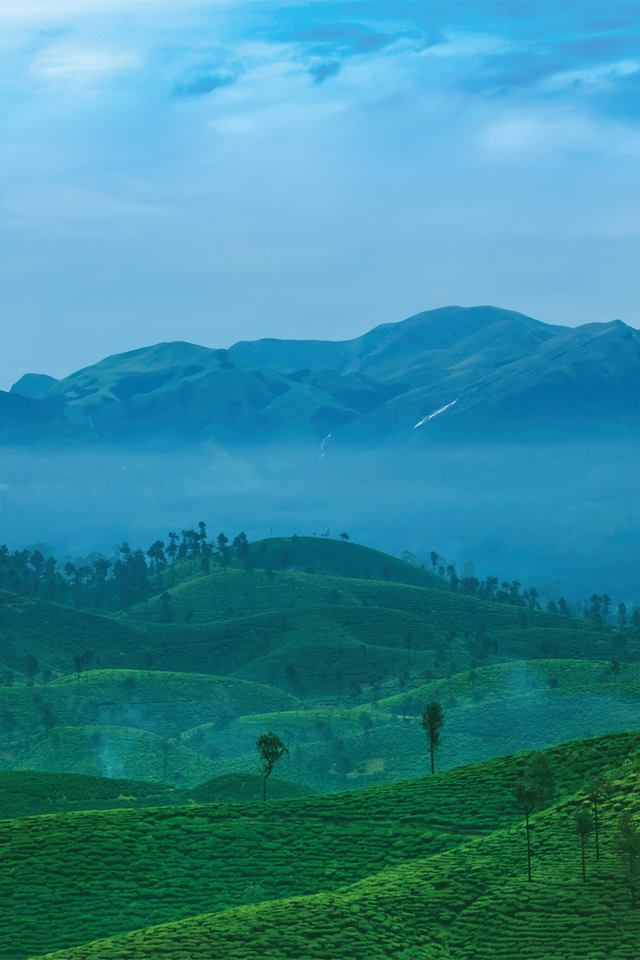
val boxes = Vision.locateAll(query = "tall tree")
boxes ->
[575,807,593,882]
[588,780,607,860]
[256,732,288,801]
[421,701,444,775]
[513,753,555,882]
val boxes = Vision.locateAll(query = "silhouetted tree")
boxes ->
[421,701,444,775]
[588,780,607,860]
[514,753,554,882]
[256,732,288,801]
[575,807,593,882]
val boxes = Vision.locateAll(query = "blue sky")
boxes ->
[2,0,640,387]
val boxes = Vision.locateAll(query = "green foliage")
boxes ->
[188,774,310,804]
[16,733,640,960]
[0,770,177,820]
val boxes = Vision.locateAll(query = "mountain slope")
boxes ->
[407,319,640,443]
[15,304,631,447]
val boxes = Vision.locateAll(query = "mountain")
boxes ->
[10,373,59,400]
[3,306,638,448]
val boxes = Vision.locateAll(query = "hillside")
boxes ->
[0,770,177,820]
[175,659,640,791]
[245,536,444,589]
[40,749,640,960]
[188,773,311,803]
[6,307,640,448]
[3,733,637,959]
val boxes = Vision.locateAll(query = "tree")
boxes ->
[575,807,593,882]
[587,780,607,860]
[514,781,538,882]
[421,701,444,775]
[616,815,640,908]
[256,732,288,801]
[513,753,555,882]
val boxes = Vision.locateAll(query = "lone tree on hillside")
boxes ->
[587,780,607,861]
[421,701,444,775]
[513,753,555,882]
[616,814,640,908]
[575,807,593,882]
[256,732,288,801]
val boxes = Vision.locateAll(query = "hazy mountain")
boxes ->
[3,306,638,448]
[10,373,59,400]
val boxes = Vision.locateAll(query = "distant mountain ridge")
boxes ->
[4,305,639,448]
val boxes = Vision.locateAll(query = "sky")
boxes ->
[2,0,640,388]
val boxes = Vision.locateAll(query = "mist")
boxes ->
[2,440,638,604]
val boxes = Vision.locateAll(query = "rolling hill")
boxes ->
[0,770,177,820]
[2,733,636,959]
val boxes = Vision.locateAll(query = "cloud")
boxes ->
[308,60,341,84]
[423,30,511,60]
[542,59,640,92]
[31,45,139,82]
[173,68,240,98]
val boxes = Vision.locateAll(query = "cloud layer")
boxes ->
[2,1,640,386]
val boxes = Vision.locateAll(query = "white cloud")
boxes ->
[542,59,640,91]
[31,45,139,82]
[479,106,640,160]
[423,31,511,60]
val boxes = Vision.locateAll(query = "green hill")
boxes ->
[245,536,444,589]
[0,590,153,676]
[2,733,637,959]
[31,733,640,960]
[12,724,217,787]
[4,659,640,796]
[188,773,311,803]
[0,770,177,819]
[177,659,640,792]
[0,669,297,743]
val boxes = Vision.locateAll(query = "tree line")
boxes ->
[0,524,251,611]
[427,550,639,626]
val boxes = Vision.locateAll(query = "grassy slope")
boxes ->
[0,670,297,749]
[0,590,154,675]
[245,536,445,589]
[12,724,218,787]
[188,773,311,803]
[35,736,640,960]
[5,660,640,793]
[178,659,640,791]
[124,564,583,630]
[2,733,637,959]
[0,770,178,819]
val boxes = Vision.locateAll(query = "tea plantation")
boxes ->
[11,733,640,959]
[2,536,639,957]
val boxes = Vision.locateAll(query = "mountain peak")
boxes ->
[10,373,59,400]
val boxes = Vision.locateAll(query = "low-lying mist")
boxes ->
[1,440,638,603]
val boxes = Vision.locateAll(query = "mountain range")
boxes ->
[4,305,639,449]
